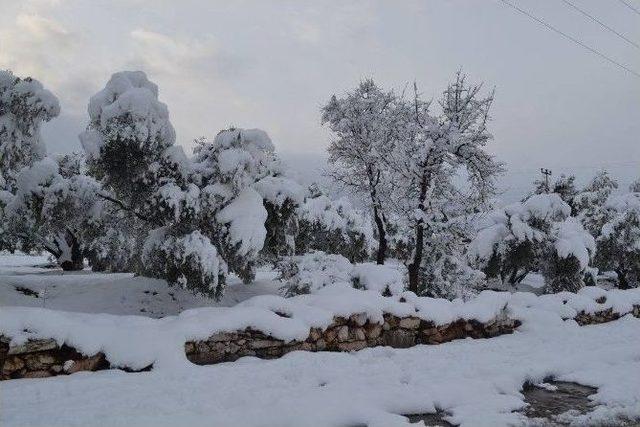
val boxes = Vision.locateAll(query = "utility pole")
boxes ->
[540,168,552,193]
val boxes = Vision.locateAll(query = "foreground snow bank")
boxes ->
[2,286,639,374]
[2,314,639,427]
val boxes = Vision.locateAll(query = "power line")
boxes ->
[498,0,640,78]
[561,0,640,49]
[616,0,640,17]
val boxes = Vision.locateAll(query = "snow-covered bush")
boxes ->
[295,185,371,262]
[350,262,405,296]
[541,218,595,293]
[142,228,226,298]
[278,251,405,297]
[0,70,60,192]
[470,194,573,285]
[594,192,640,289]
[418,218,486,299]
[469,194,595,293]
[277,251,354,296]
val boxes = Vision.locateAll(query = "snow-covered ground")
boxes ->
[0,253,281,317]
[2,315,639,426]
[1,254,640,427]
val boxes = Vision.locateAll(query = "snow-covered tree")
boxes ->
[574,170,618,238]
[1,157,101,270]
[541,217,595,293]
[0,70,60,192]
[594,192,640,289]
[257,177,303,261]
[629,179,640,193]
[80,71,176,205]
[531,173,578,211]
[469,193,595,292]
[295,184,372,263]
[552,174,578,208]
[192,128,294,283]
[80,71,302,297]
[469,194,569,287]
[0,71,99,270]
[391,73,503,293]
[79,71,229,296]
[322,79,403,264]
[277,251,354,297]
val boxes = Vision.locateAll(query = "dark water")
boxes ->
[405,411,454,426]
[349,381,638,427]
[521,381,597,425]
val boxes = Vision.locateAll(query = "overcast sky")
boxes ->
[1,0,638,200]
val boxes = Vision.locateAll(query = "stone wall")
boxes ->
[2,305,639,381]
[185,312,518,365]
[574,304,640,326]
[1,338,109,380]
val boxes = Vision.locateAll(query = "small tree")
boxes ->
[469,194,595,293]
[392,73,503,293]
[594,192,640,289]
[1,157,100,270]
[574,170,618,238]
[541,217,595,293]
[469,194,570,287]
[255,176,304,261]
[322,80,403,264]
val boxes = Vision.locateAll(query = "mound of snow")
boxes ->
[351,263,405,295]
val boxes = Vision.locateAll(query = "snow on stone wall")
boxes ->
[2,287,640,380]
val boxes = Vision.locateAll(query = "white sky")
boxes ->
[1,0,638,201]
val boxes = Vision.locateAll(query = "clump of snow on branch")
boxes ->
[80,71,175,158]
[216,187,268,257]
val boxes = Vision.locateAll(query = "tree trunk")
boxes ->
[408,171,430,294]
[616,269,630,290]
[407,222,424,293]
[373,206,387,265]
[59,232,84,271]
